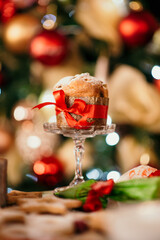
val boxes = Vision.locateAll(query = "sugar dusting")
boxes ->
[54,73,106,89]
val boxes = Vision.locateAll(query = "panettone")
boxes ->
[53,73,109,128]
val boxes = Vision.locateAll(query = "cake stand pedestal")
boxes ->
[43,123,116,192]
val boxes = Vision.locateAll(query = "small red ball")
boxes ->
[30,30,68,66]
[119,10,159,47]
[0,0,16,23]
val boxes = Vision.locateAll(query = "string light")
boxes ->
[86,168,102,180]
[107,171,121,182]
[129,1,143,11]
[151,65,160,80]
[13,106,27,121]
[105,132,120,146]
[41,14,56,30]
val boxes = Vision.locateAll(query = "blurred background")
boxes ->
[0,0,160,191]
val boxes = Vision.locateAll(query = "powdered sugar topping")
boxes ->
[54,73,106,89]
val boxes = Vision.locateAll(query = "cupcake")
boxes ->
[53,73,109,128]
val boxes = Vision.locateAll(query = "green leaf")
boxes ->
[110,177,160,201]
[54,179,96,203]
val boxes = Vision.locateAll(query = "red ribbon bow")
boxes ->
[33,90,108,129]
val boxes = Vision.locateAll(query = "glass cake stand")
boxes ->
[43,122,116,192]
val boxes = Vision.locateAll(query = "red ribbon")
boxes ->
[33,90,108,129]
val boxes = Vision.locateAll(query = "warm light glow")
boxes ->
[33,161,45,175]
[151,65,160,80]
[6,25,23,42]
[140,153,150,165]
[27,135,41,149]
[107,171,121,182]
[107,115,112,125]
[119,20,138,37]
[14,106,27,121]
[106,132,120,146]
[129,1,143,11]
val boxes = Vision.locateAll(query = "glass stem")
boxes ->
[69,138,85,186]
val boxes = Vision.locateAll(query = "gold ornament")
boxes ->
[108,65,160,132]
[3,14,41,54]
[75,0,128,55]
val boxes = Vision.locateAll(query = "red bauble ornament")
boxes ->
[30,30,68,66]
[119,10,159,47]
[0,0,16,23]
[33,155,64,186]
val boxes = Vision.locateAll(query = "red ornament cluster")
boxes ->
[83,179,114,212]
[33,155,64,186]
[119,10,159,47]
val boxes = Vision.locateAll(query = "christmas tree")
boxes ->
[0,0,160,191]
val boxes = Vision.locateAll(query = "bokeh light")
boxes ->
[86,168,103,180]
[140,153,150,165]
[27,135,41,149]
[107,170,121,182]
[33,161,45,175]
[41,14,56,30]
[129,1,143,11]
[14,106,27,121]
[151,65,160,80]
[106,132,120,146]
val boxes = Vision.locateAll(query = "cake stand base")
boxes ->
[44,123,116,193]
